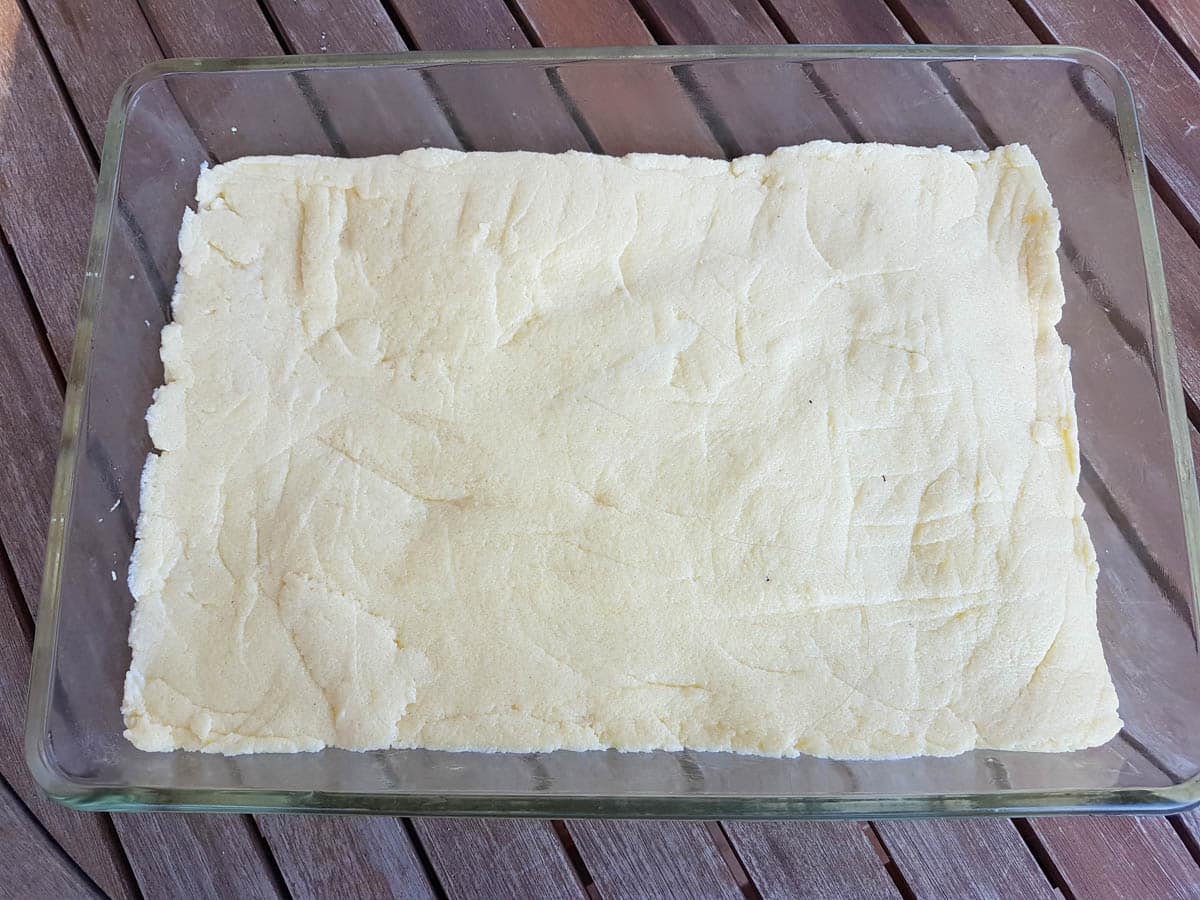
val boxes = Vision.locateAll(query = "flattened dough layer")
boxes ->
[124,143,1121,757]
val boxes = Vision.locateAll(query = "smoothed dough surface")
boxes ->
[124,143,1121,757]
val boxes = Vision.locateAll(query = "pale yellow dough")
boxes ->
[124,143,1121,757]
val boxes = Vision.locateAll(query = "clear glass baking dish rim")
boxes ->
[26,44,1200,816]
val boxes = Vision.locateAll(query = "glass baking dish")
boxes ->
[26,46,1200,817]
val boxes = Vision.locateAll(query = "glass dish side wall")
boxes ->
[27,47,1200,816]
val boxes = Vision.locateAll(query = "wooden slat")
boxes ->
[1151,0,1200,67]
[511,0,721,156]
[894,0,1031,44]
[1021,0,1200,231]
[262,0,406,55]
[253,816,437,899]
[109,813,283,898]
[414,819,584,900]
[875,819,1055,900]
[747,0,982,147]
[567,820,742,900]
[0,776,102,900]
[387,0,589,152]
[724,821,900,899]
[1032,816,1200,898]
[0,245,63,605]
[0,0,97,364]
[140,0,279,55]
[8,0,320,893]
[25,0,161,144]
[0,482,136,899]
[259,0,461,155]
[0,249,286,898]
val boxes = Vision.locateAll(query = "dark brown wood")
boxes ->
[110,813,284,898]
[25,0,161,144]
[0,255,63,606]
[512,0,721,156]
[875,819,1055,900]
[567,820,742,899]
[0,0,97,365]
[1031,816,1200,898]
[262,0,406,55]
[387,0,589,152]
[0,517,136,898]
[258,0,461,155]
[4,1,313,894]
[725,821,901,899]
[414,818,584,899]
[1151,0,1200,66]
[894,0,1031,44]
[0,775,103,899]
[254,816,437,899]
[1023,0,1200,232]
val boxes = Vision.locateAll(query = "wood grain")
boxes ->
[512,0,720,156]
[1150,0,1200,67]
[725,821,900,899]
[1022,0,1200,232]
[0,775,103,899]
[254,816,436,899]
[875,819,1055,900]
[262,0,405,55]
[387,0,588,152]
[0,466,136,899]
[414,818,584,900]
[8,1,339,896]
[110,813,284,898]
[636,0,847,153]
[1031,816,1200,898]
[755,1,981,172]
[0,243,286,899]
[258,0,461,155]
[0,0,97,365]
[0,247,63,605]
[24,0,161,144]
[567,820,743,900]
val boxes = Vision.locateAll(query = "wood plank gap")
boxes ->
[0,772,107,898]
[0,537,35,650]
[251,819,295,900]
[706,822,762,900]
[864,823,917,900]
[544,69,606,153]
[253,0,294,52]
[496,0,610,153]
[378,0,419,50]
[626,0,676,45]
[1147,158,1200,253]
[130,0,173,56]
[1169,814,1200,867]
[1080,454,1194,628]
[755,0,868,141]
[879,0,932,43]
[503,0,540,45]
[249,0,352,156]
[1005,0,1059,44]
[550,820,601,899]
[1013,818,1075,900]
[402,818,450,900]
[0,227,65,393]
[1132,0,1200,79]
[13,0,98,168]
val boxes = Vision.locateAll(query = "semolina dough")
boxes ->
[123,143,1121,757]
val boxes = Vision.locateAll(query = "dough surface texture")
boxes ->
[124,143,1121,757]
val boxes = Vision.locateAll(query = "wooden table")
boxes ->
[5,0,1200,897]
